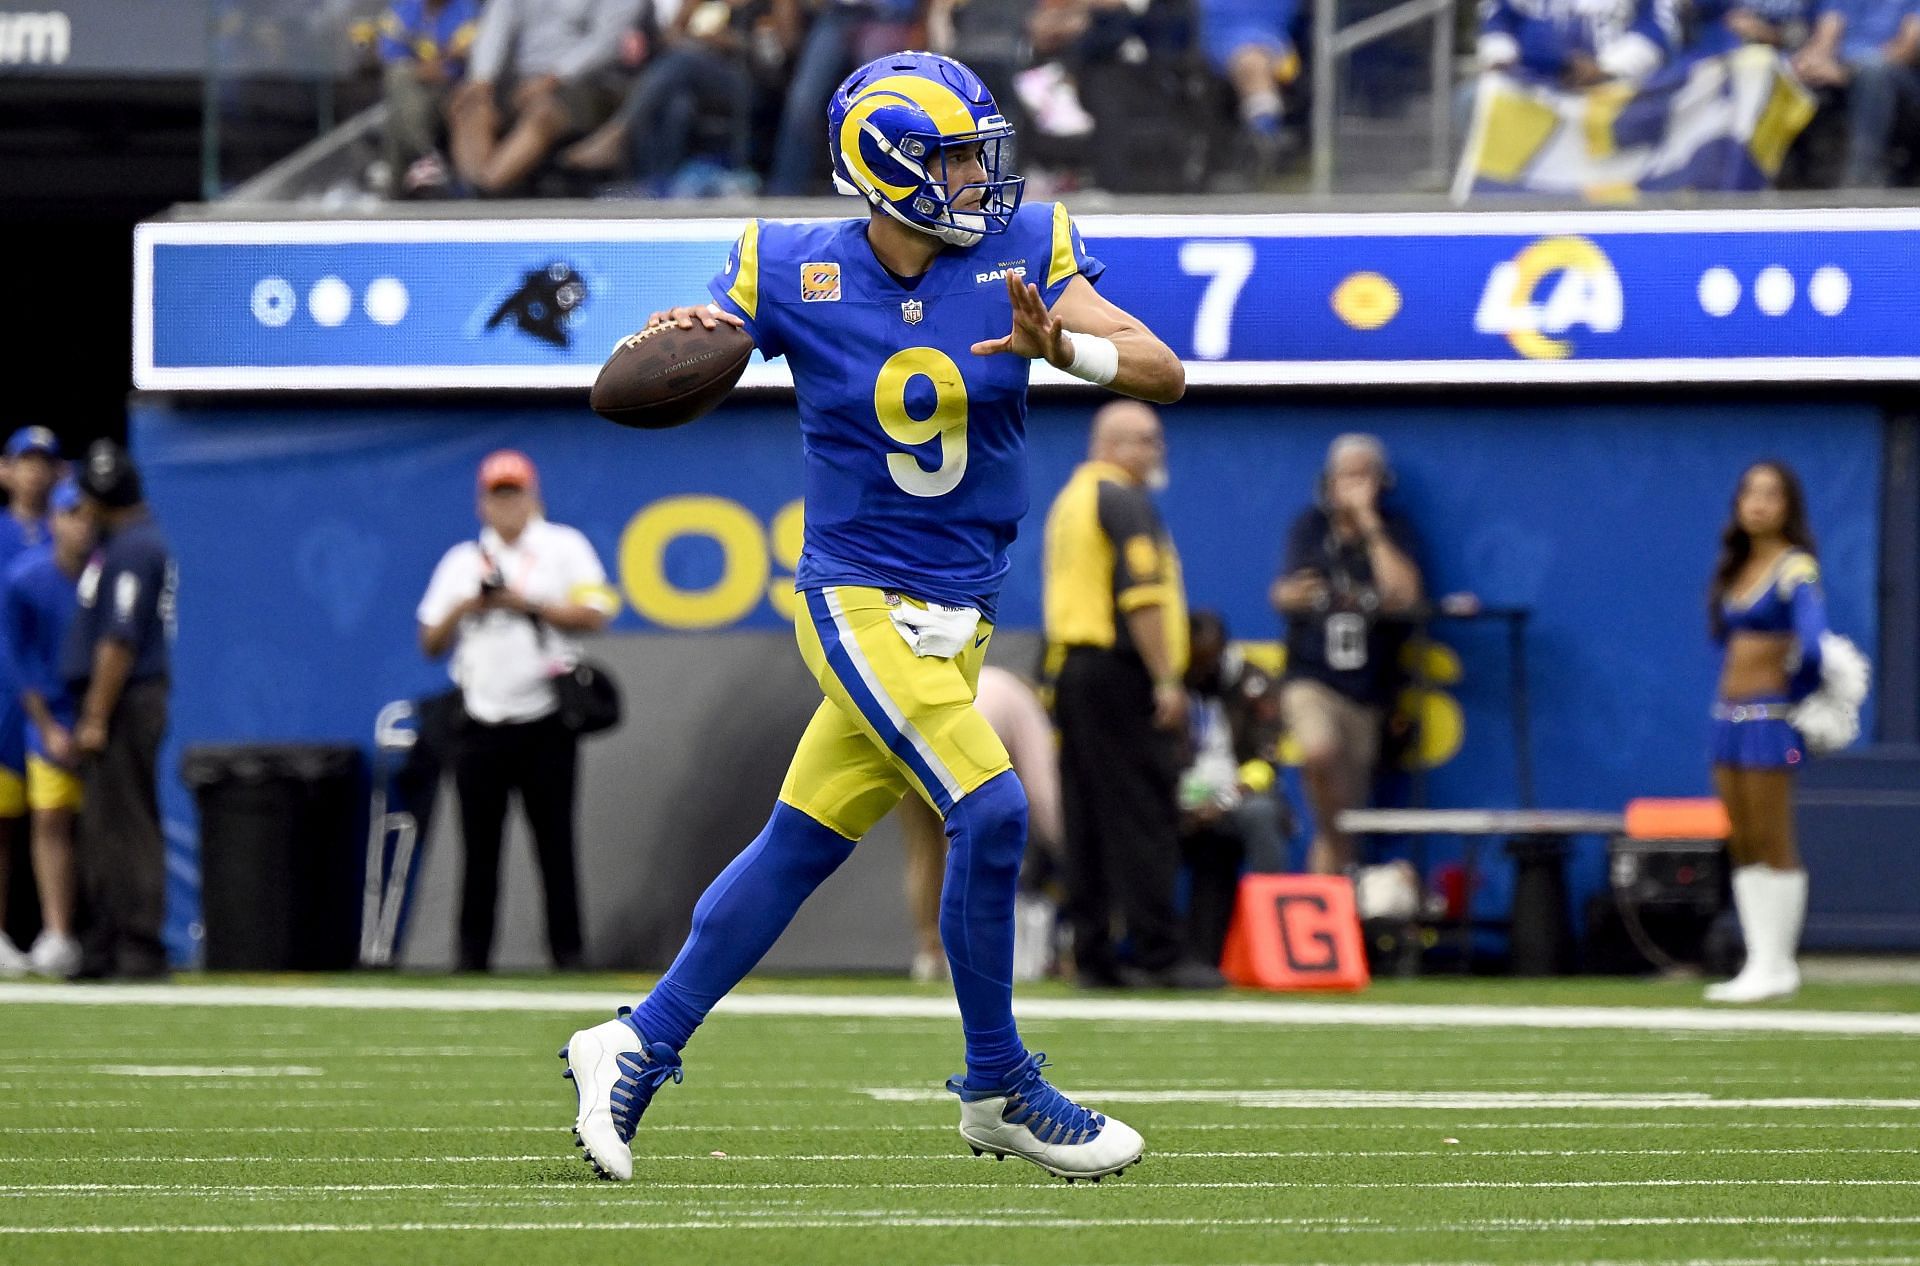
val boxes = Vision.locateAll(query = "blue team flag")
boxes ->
[1454,45,1816,201]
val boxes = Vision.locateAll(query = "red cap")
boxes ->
[478,449,537,492]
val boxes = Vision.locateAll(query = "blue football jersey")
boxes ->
[0,511,48,692]
[2,544,79,724]
[707,201,1105,619]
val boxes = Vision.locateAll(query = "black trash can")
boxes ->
[182,744,367,971]
[1506,834,1576,976]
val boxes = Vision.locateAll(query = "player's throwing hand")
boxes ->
[644,304,748,331]
[972,272,1073,369]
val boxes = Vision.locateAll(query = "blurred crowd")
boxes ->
[347,0,1305,199]
[330,0,1920,201]
[1470,0,1920,188]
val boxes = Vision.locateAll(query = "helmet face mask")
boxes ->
[829,52,1025,248]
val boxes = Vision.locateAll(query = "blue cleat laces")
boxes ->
[607,1043,683,1142]
[947,1052,1105,1147]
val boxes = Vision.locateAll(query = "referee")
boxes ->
[1043,402,1220,990]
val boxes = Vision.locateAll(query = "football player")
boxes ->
[560,50,1183,1184]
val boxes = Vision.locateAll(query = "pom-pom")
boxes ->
[1791,633,1871,755]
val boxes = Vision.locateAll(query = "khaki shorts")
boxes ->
[551,76,624,136]
[1281,677,1381,772]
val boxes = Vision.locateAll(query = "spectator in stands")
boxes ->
[1015,0,1103,141]
[1791,0,1920,186]
[1270,434,1422,877]
[1019,0,1195,190]
[764,0,927,196]
[1688,0,1810,55]
[1,479,91,978]
[925,0,1026,129]
[1197,0,1300,166]
[417,451,619,972]
[894,665,1062,983]
[1044,402,1223,990]
[1475,0,1679,87]
[561,0,799,195]
[449,0,644,195]
[375,0,481,198]
[66,442,175,981]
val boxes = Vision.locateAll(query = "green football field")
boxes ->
[3,974,1919,1266]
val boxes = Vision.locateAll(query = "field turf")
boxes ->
[2,974,1918,1265]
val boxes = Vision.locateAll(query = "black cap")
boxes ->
[80,440,143,509]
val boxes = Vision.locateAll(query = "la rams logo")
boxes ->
[1473,236,1622,360]
[800,262,841,303]
[901,298,924,325]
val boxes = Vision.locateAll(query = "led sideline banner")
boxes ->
[136,396,1882,964]
[136,208,1920,390]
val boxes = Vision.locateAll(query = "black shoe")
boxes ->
[1120,959,1228,991]
[1074,961,1125,989]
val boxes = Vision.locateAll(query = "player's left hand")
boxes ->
[75,718,108,758]
[972,272,1073,369]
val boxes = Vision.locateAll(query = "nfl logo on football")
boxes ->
[901,299,924,325]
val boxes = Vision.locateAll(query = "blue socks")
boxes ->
[626,773,1032,1093]
[627,802,857,1051]
[942,770,1031,1090]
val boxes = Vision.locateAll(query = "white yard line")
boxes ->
[7,1119,1916,1133]
[6,1214,1920,1234]
[91,1066,324,1078]
[5,982,1919,1036]
[4,1177,1920,1195]
[861,1089,1920,1110]
[5,1173,1917,1191]
[4,1146,1910,1161]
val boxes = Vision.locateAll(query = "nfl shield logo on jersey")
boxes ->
[901,299,924,325]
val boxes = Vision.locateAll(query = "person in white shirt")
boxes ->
[417,450,618,971]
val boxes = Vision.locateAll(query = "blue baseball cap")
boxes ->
[49,478,82,515]
[6,427,59,460]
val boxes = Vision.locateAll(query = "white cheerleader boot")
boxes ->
[1707,866,1805,1003]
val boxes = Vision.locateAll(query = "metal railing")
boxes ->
[1311,0,1458,194]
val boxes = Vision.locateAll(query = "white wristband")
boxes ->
[1064,333,1119,386]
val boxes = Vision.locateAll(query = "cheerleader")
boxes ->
[1705,460,1826,1003]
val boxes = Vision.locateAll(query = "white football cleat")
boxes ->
[951,1053,1144,1182]
[559,1008,682,1182]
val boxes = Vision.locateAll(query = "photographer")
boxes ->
[1269,434,1423,876]
[417,451,619,972]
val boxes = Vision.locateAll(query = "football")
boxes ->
[590,319,754,429]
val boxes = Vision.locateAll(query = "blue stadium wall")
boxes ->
[132,392,1888,967]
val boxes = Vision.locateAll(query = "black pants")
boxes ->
[452,711,582,971]
[1055,646,1183,975]
[77,678,169,978]
[1180,824,1246,968]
